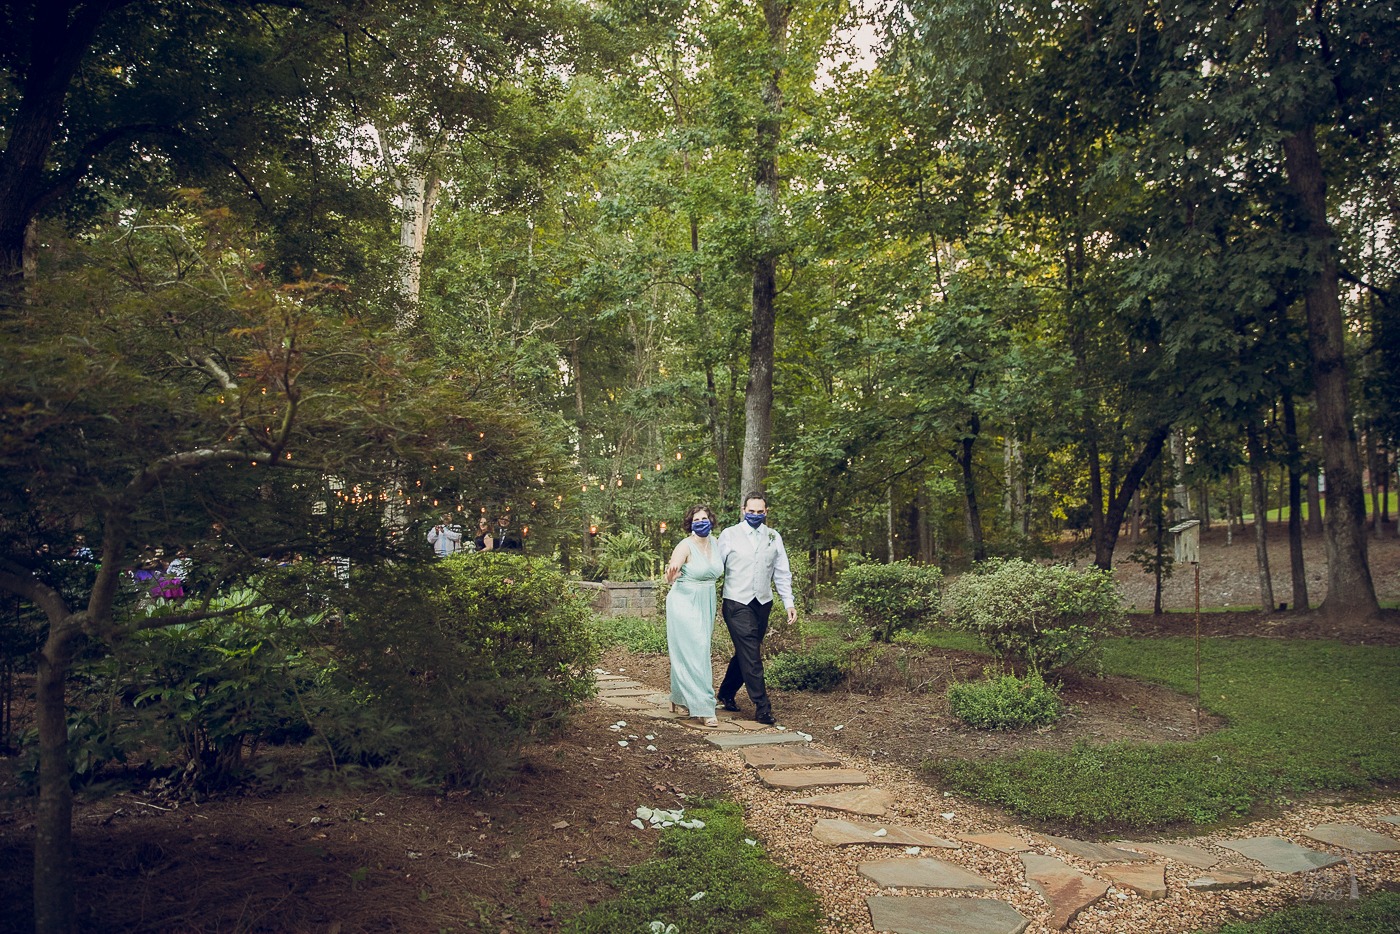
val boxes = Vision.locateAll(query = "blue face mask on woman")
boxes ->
[690,519,712,537]
[743,512,766,528]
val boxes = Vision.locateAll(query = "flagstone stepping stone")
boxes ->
[604,697,657,710]
[1037,834,1149,863]
[1186,865,1265,891]
[741,745,844,769]
[598,687,656,697]
[1302,823,1400,853]
[679,718,742,733]
[644,693,673,705]
[1218,836,1342,873]
[643,707,684,719]
[814,818,958,848]
[956,832,1033,854]
[1118,841,1219,869]
[1020,854,1109,930]
[759,768,869,790]
[1100,862,1167,900]
[1380,816,1400,826]
[859,858,997,891]
[730,718,784,731]
[867,896,1028,934]
[792,788,893,817]
[705,732,809,749]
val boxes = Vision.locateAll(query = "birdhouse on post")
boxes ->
[1169,519,1201,565]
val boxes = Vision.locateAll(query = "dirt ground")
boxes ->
[1,527,1397,933]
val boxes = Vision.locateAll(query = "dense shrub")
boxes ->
[941,559,1124,673]
[331,553,599,787]
[833,560,943,642]
[55,555,600,793]
[947,670,1063,730]
[59,589,336,790]
[766,645,848,692]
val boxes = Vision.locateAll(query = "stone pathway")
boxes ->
[593,668,1400,933]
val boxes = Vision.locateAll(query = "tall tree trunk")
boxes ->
[1227,468,1240,546]
[739,0,788,502]
[959,416,986,562]
[34,623,76,933]
[1365,425,1380,536]
[916,485,934,563]
[1200,483,1211,531]
[1267,5,1380,623]
[886,484,896,562]
[1128,487,1142,545]
[1170,429,1190,520]
[1306,471,1323,534]
[1092,426,1171,570]
[382,135,440,332]
[1246,422,1276,612]
[691,213,729,506]
[1283,390,1309,611]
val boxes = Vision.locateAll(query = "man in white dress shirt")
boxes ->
[717,492,797,726]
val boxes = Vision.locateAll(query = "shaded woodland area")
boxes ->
[2,0,1398,931]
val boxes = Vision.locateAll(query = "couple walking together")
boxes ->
[664,493,797,729]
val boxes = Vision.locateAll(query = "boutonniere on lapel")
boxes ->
[765,529,776,545]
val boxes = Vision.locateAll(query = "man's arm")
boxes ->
[771,532,797,622]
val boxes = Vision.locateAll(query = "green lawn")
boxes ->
[927,637,1400,830]
[1243,491,1397,524]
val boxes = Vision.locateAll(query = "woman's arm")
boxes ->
[665,540,690,584]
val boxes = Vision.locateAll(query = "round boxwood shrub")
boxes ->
[766,646,849,692]
[941,559,1123,673]
[947,670,1063,730]
[833,560,944,642]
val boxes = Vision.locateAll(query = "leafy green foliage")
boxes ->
[1205,892,1400,934]
[766,645,850,692]
[596,529,661,581]
[329,553,599,788]
[590,614,669,655]
[833,560,943,642]
[929,637,1400,829]
[947,670,1063,731]
[941,560,1124,673]
[564,800,822,934]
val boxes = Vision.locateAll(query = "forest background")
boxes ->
[2,0,1398,930]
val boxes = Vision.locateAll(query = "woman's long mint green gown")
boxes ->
[666,537,722,718]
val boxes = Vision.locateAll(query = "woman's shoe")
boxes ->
[700,717,719,728]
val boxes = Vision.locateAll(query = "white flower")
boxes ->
[690,891,706,901]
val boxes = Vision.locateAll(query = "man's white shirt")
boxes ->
[718,522,794,610]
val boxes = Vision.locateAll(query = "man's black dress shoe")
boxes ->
[718,696,740,713]
[754,711,776,726]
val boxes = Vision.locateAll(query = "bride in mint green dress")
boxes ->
[665,505,723,727]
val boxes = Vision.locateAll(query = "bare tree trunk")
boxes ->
[959,415,986,562]
[739,0,788,502]
[1246,422,1276,612]
[886,484,896,562]
[1128,487,1142,545]
[34,621,77,934]
[1284,390,1309,611]
[1200,483,1212,531]
[1268,5,1380,623]
[1365,425,1381,537]
[1306,471,1323,534]
[1092,426,1171,570]
[376,133,440,332]
[916,485,934,563]
[1170,430,1190,520]
[1227,468,1241,545]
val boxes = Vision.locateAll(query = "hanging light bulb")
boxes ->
[675,451,682,460]
[655,462,662,471]
[616,478,623,488]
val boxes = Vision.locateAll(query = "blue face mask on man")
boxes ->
[743,512,766,528]
[691,519,712,537]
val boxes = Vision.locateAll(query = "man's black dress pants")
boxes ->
[718,597,772,717]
